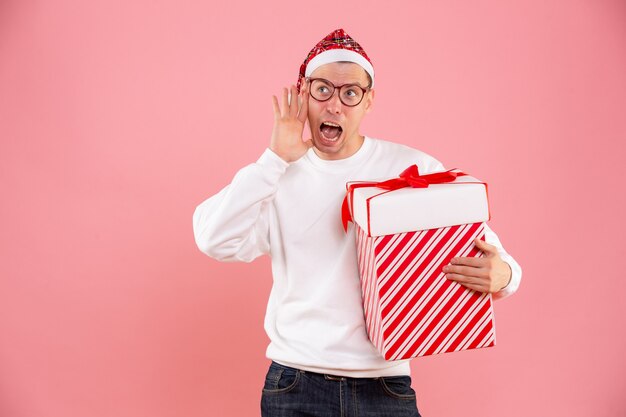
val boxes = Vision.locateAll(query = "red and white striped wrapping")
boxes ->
[346,168,495,360]
[356,222,495,360]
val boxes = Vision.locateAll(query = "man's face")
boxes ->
[306,62,375,160]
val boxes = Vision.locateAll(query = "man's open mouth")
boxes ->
[320,122,343,141]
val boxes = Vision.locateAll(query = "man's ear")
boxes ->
[364,89,375,113]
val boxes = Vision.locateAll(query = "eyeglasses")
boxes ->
[306,77,370,107]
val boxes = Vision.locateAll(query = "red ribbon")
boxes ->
[341,165,469,232]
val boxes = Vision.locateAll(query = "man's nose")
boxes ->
[325,90,343,114]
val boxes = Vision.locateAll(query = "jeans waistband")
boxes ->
[270,360,387,381]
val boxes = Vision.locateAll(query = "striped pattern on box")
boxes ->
[356,222,496,360]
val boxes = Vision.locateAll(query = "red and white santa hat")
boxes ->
[297,28,374,93]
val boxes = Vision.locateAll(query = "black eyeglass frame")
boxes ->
[305,77,370,107]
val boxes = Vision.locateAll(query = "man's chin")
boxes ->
[312,137,348,161]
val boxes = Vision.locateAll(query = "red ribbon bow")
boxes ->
[341,165,468,232]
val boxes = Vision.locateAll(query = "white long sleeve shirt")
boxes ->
[193,136,522,378]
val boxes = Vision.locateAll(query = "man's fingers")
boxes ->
[444,264,481,276]
[443,263,488,278]
[288,85,299,118]
[277,83,308,121]
[297,80,309,123]
[304,138,314,148]
[445,272,475,283]
[449,256,486,267]
[459,282,486,293]
[272,95,280,119]
[445,273,481,285]
[281,87,289,118]
[474,238,498,256]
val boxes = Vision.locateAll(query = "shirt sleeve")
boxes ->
[483,222,522,300]
[192,148,289,263]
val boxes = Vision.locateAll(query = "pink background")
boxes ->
[1,1,625,416]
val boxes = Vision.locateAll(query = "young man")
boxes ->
[193,28,521,417]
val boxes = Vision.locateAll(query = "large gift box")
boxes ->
[342,166,496,360]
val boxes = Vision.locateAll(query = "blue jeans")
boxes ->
[261,361,422,417]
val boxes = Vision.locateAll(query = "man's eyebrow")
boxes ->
[318,78,367,88]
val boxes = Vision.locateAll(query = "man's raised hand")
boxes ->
[270,82,313,163]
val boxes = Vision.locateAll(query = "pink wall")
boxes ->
[1,1,625,416]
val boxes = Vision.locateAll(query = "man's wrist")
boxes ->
[265,147,291,165]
